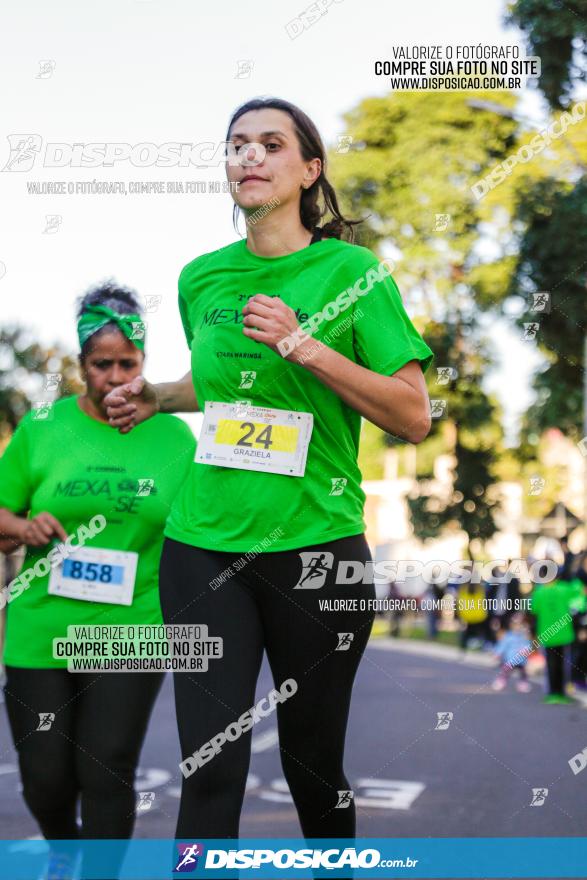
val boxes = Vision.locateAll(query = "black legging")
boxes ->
[3,667,164,839]
[159,533,375,840]
[544,645,568,696]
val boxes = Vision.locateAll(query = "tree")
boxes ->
[329,90,513,553]
[509,176,587,440]
[507,0,587,109]
[0,326,83,444]
[405,318,503,557]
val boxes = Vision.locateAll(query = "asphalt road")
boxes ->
[1,641,586,876]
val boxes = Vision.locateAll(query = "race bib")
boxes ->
[196,401,313,477]
[48,545,138,605]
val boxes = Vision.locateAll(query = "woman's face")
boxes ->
[81,329,144,410]
[226,108,321,215]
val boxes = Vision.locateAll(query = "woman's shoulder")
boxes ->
[150,412,195,440]
[179,240,245,284]
[321,238,393,276]
[26,395,78,426]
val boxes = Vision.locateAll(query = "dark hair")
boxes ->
[77,279,143,362]
[226,97,362,242]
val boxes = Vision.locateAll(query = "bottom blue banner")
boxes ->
[1,837,585,879]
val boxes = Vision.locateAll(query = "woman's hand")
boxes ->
[19,512,68,547]
[242,295,311,362]
[104,376,160,434]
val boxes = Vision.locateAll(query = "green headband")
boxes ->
[77,304,146,352]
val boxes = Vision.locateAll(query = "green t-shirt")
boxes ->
[165,237,433,553]
[0,395,196,668]
[529,578,584,647]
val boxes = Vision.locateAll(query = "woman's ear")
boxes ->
[302,157,321,189]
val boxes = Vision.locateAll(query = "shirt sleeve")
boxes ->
[352,266,434,377]
[178,288,193,350]
[0,414,34,514]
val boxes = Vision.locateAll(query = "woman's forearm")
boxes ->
[155,371,199,414]
[294,341,431,443]
[0,508,26,552]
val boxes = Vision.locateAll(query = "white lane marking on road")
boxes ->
[134,767,171,790]
[251,728,279,753]
[256,777,426,810]
[355,778,425,810]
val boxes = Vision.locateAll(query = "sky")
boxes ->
[0,0,550,442]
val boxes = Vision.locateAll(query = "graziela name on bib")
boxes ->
[234,448,270,458]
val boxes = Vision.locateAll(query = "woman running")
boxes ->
[0,282,195,851]
[105,97,434,841]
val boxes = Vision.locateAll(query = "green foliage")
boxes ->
[509,176,587,439]
[0,327,82,442]
[332,90,518,296]
[506,0,587,109]
[328,91,512,551]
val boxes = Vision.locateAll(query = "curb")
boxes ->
[368,636,587,706]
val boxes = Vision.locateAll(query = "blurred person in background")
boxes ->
[456,580,490,655]
[485,561,521,644]
[568,551,587,692]
[528,564,584,705]
[491,612,532,693]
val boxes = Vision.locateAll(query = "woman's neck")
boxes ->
[245,212,313,257]
[77,393,109,423]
